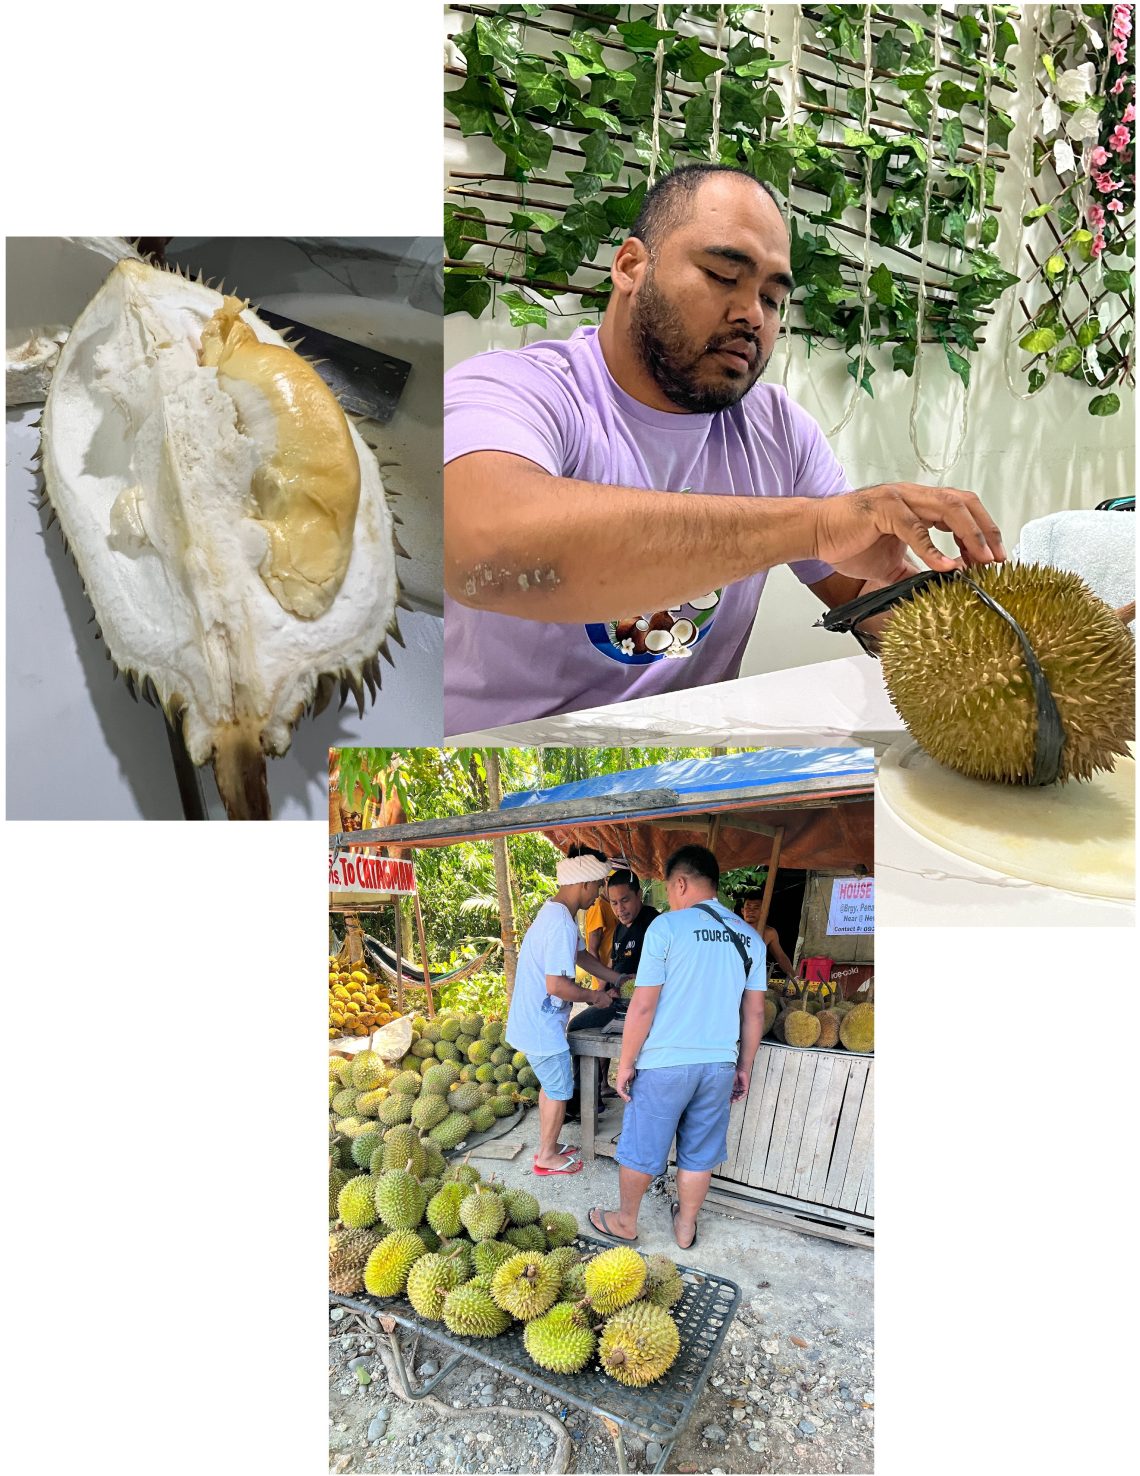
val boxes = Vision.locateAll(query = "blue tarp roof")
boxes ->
[501,748,873,810]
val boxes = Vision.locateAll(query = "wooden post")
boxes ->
[393,898,405,1015]
[757,826,784,932]
[413,890,436,1018]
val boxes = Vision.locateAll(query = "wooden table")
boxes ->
[566,1026,625,1163]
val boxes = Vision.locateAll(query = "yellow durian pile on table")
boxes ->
[329,958,400,1039]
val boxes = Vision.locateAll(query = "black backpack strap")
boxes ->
[693,904,751,977]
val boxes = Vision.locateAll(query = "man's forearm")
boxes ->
[618,997,657,1070]
[446,453,823,620]
[576,947,622,986]
[738,1006,764,1073]
[547,975,610,1004]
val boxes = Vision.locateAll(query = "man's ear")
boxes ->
[611,236,649,297]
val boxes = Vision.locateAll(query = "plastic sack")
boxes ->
[371,1013,414,1064]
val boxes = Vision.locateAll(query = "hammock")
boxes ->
[362,935,497,988]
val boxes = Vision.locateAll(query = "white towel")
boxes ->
[1014,510,1135,627]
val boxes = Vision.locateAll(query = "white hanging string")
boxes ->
[780,6,802,388]
[710,4,727,161]
[999,8,1058,398]
[823,3,877,436]
[907,16,959,475]
[647,3,668,188]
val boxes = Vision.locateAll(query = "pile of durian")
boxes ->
[329,1095,683,1386]
[763,983,874,1054]
[328,959,398,1039]
[330,1010,536,1154]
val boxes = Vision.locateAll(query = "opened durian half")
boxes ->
[40,257,399,818]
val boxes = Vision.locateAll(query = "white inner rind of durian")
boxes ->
[40,258,397,765]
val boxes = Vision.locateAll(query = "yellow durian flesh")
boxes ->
[199,297,359,619]
[40,258,397,818]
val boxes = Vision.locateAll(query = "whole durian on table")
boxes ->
[406,1250,466,1321]
[524,1301,597,1374]
[39,257,400,818]
[839,1002,874,1053]
[363,1230,427,1297]
[641,1254,684,1310]
[598,1303,681,1386]
[816,1009,842,1049]
[329,1226,386,1295]
[490,1252,563,1320]
[441,1280,511,1338]
[783,1008,822,1048]
[584,1246,647,1315]
[540,1211,579,1249]
[880,563,1135,784]
[459,1188,508,1242]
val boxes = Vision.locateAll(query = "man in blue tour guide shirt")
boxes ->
[587,845,766,1249]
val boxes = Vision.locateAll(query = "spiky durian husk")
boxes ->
[641,1254,684,1310]
[584,1247,647,1315]
[363,1230,427,1297]
[523,1301,597,1373]
[37,255,405,820]
[329,1226,386,1294]
[880,563,1135,784]
[490,1253,562,1321]
[598,1303,681,1386]
[441,1281,511,1337]
[406,1252,464,1320]
[540,1211,579,1249]
[459,1189,508,1242]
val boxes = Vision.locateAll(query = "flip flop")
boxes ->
[588,1206,640,1245]
[670,1199,698,1250]
[533,1152,583,1176]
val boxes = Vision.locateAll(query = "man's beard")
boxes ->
[630,271,768,413]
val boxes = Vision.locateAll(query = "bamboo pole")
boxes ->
[413,890,436,1019]
[394,898,405,1015]
[757,826,784,933]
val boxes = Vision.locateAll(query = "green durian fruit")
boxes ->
[598,1303,680,1386]
[839,1002,874,1053]
[375,1169,426,1231]
[429,1111,473,1151]
[337,1174,381,1230]
[363,1230,426,1297]
[499,1188,540,1226]
[524,1301,597,1374]
[426,1182,474,1239]
[441,1281,510,1337]
[459,1188,508,1242]
[540,1211,579,1249]
[880,562,1135,784]
[377,1094,413,1126]
[584,1247,646,1315]
[490,1252,562,1320]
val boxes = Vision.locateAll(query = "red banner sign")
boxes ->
[329,852,417,897]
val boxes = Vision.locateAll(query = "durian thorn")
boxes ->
[393,536,411,560]
[389,620,406,651]
[377,640,393,668]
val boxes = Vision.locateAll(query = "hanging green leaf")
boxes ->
[943,346,971,387]
[444,268,492,319]
[942,117,965,162]
[1019,328,1059,354]
[1088,393,1121,416]
[444,203,485,262]
[868,263,896,306]
[1076,319,1100,347]
[497,290,549,328]
[1053,346,1083,374]
[1103,269,1133,295]
[892,340,916,376]
[669,35,727,84]
[875,31,904,70]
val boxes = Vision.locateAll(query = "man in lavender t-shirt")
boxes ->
[444,165,1007,736]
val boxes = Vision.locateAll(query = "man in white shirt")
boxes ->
[505,852,623,1174]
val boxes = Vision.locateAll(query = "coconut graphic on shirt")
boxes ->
[603,590,720,662]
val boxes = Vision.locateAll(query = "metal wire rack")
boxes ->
[331,1231,742,1473]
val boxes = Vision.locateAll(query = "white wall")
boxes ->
[444,5,1135,675]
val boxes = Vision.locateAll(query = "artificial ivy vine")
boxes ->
[445,4,1134,418]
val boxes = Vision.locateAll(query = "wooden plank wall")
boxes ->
[719,1041,874,1218]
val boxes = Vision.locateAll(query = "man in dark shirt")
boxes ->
[565,870,659,1122]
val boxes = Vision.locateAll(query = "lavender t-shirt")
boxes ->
[444,326,850,735]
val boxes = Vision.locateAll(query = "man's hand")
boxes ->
[813,484,1007,583]
[598,986,619,1009]
[615,1064,636,1102]
[731,1067,750,1102]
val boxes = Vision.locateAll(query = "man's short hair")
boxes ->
[607,869,641,893]
[567,843,608,865]
[664,844,720,889]
[630,164,779,253]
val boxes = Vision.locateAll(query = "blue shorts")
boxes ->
[527,1049,574,1102]
[617,1061,737,1175]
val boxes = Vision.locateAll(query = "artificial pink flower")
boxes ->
[1110,39,1126,63]
[1125,104,1137,124]
[1093,171,1121,191]
[1091,145,1110,166]
[1111,77,1126,94]
[1112,5,1132,39]
[1107,198,1125,213]
[1091,232,1106,257]
[1088,202,1107,226]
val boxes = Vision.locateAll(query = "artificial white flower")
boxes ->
[1053,136,1076,174]
[1065,105,1102,141]
[1056,62,1096,103]
[619,637,636,656]
[1040,96,1061,136]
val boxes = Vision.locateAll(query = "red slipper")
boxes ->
[588,1206,639,1244]
[533,1152,583,1176]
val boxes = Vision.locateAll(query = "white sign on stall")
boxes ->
[826,876,875,935]
[329,852,417,899]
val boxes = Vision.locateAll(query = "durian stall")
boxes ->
[334,749,876,1247]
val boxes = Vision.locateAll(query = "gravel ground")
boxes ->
[329,1108,874,1474]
